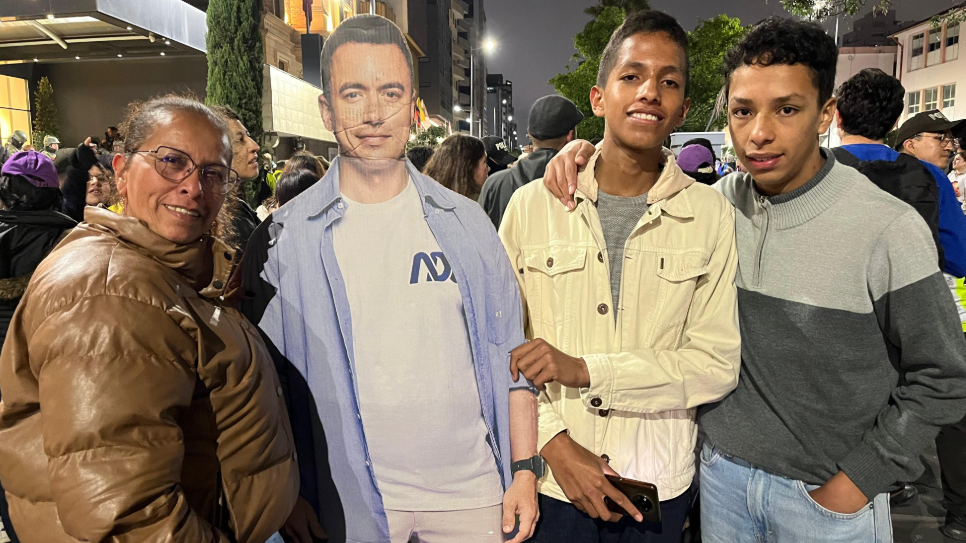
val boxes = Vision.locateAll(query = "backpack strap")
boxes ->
[831,147,860,167]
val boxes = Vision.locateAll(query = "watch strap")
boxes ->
[511,455,545,478]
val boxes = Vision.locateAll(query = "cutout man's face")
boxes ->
[320,42,414,162]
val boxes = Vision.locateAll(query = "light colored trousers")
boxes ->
[387,504,506,543]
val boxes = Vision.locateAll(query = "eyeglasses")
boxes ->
[129,145,239,195]
[916,133,959,148]
[88,174,111,185]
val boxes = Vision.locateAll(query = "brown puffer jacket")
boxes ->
[0,207,298,543]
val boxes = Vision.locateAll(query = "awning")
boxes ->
[0,0,206,64]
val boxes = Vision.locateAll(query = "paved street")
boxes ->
[893,443,960,543]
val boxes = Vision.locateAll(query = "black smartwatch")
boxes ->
[511,455,546,478]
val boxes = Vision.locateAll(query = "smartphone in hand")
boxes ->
[603,474,662,523]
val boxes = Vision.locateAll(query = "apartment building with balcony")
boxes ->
[892,6,964,125]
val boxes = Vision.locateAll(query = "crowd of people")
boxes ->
[1,8,966,543]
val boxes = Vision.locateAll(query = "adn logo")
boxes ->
[410,252,458,284]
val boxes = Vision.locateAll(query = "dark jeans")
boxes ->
[939,410,966,518]
[530,487,693,543]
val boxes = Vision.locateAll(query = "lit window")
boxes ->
[911,33,924,70]
[924,87,939,111]
[927,31,942,66]
[948,24,960,61]
[908,91,921,114]
[943,84,956,117]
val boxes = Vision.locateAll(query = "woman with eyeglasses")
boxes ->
[0,95,298,543]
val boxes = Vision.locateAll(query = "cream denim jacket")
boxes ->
[499,148,741,502]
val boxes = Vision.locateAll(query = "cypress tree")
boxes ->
[206,0,264,141]
[32,77,59,146]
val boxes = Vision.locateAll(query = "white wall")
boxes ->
[835,47,896,88]
[895,22,965,125]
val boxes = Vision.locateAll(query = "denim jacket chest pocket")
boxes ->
[638,250,709,330]
[522,246,589,328]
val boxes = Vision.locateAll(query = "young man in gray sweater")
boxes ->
[540,16,966,542]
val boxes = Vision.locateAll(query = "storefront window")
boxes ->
[0,75,32,147]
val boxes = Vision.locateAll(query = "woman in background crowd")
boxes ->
[423,134,489,200]
[0,95,297,543]
[275,168,321,207]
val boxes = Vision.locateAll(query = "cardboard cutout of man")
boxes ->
[240,14,540,543]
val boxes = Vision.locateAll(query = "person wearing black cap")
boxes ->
[483,135,517,175]
[897,110,966,171]
[478,95,583,228]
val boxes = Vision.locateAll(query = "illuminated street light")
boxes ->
[453,105,462,113]
[502,99,507,104]
[507,115,513,121]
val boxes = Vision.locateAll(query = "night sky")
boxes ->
[485,0,954,145]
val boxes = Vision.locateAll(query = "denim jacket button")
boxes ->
[597,252,604,263]
[591,397,603,407]
[597,303,609,315]
[546,257,554,268]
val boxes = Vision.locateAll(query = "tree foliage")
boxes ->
[549,5,630,141]
[407,125,450,152]
[780,0,964,26]
[206,0,264,204]
[32,77,59,146]
[206,0,264,140]
[584,0,651,18]
[683,15,748,132]
[551,2,744,138]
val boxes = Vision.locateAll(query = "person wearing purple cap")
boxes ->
[676,144,719,185]
[0,150,74,543]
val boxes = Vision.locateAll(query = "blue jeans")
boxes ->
[699,444,892,542]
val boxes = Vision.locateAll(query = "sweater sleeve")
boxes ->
[839,209,966,499]
[35,296,228,542]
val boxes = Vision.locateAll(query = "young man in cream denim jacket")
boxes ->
[498,10,740,543]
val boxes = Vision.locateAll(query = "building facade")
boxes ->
[485,73,517,149]
[842,9,906,47]
[892,10,963,125]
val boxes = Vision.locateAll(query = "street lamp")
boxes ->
[453,105,462,113]
[469,37,497,137]
[507,115,513,122]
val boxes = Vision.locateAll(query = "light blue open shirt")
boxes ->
[241,158,532,543]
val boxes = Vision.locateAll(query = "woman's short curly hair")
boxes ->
[835,69,905,141]
[723,17,838,106]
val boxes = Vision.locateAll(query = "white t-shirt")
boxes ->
[332,178,503,511]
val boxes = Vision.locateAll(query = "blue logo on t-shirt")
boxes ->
[410,252,457,284]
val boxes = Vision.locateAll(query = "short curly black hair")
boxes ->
[835,69,905,141]
[723,17,838,107]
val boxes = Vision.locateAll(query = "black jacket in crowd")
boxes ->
[478,147,560,230]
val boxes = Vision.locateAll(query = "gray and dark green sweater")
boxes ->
[699,150,966,499]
